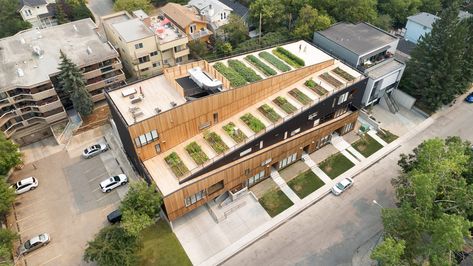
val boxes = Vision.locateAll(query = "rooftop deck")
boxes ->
[144,59,363,196]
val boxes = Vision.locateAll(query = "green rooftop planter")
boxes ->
[258,104,281,123]
[227,59,262,83]
[223,122,247,143]
[272,47,305,68]
[245,55,277,76]
[289,88,311,105]
[320,72,344,88]
[203,131,228,155]
[213,62,247,87]
[258,51,291,72]
[332,67,356,81]
[164,152,189,177]
[273,96,297,114]
[240,113,266,133]
[304,78,329,96]
[185,141,209,165]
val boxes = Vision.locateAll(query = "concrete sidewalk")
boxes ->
[367,130,388,146]
[270,170,301,203]
[301,154,333,185]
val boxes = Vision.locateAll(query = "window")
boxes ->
[152,62,160,68]
[163,59,169,65]
[134,129,159,147]
[176,57,183,63]
[247,170,265,187]
[199,121,210,130]
[313,119,320,127]
[334,106,348,118]
[278,153,297,169]
[208,180,224,195]
[138,56,150,64]
[184,190,206,207]
[155,144,161,153]
[213,112,218,124]
[240,148,252,157]
[150,51,158,56]
[308,112,318,120]
[244,168,250,175]
[259,141,263,149]
[261,158,272,166]
[141,67,149,72]
[290,128,301,136]
[190,24,196,33]
[338,92,349,105]
[316,135,331,149]
[135,43,143,49]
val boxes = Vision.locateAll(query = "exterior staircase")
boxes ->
[382,93,399,114]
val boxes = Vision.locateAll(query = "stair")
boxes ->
[383,93,399,114]
[58,110,82,145]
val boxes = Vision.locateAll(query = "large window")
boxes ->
[134,130,158,147]
[338,92,349,105]
[278,153,297,169]
[138,56,150,64]
[208,180,224,195]
[248,170,265,187]
[316,135,331,149]
[185,189,206,207]
[135,43,143,49]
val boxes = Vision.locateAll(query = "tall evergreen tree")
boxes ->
[58,51,94,116]
[400,3,470,111]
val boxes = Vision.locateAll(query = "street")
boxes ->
[224,100,473,265]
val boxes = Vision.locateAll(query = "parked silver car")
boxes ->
[331,177,354,195]
[18,233,50,255]
[82,143,109,159]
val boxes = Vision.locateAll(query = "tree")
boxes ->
[314,0,378,23]
[121,209,154,237]
[378,0,422,27]
[215,41,233,56]
[0,228,18,265]
[373,14,393,30]
[371,237,406,266]
[292,5,331,39]
[220,14,248,47]
[378,137,473,264]
[0,133,22,176]
[0,0,31,38]
[0,177,15,217]
[55,0,94,23]
[249,0,286,32]
[188,39,209,59]
[400,4,471,111]
[84,226,139,266]
[113,0,152,13]
[56,2,70,24]
[58,51,94,116]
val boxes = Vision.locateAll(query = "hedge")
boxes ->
[227,59,262,83]
[259,51,291,72]
[273,46,305,67]
[213,62,247,87]
[245,55,277,76]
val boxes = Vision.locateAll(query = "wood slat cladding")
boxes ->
[164,111,358,220]
[129,59,336,161]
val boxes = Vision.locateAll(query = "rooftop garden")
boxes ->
[227,59,262,83]
[258,104,281,123]
[259,51,291,72]
[332,67,356,81]
[245,55,277,76]
[223,122,247,143]
[185,141,209,165]
[273,96,297,114]
[240,113,266,133]
[289,88,311,105]
[203,131,229,155]
[320,73,344,88]
[164,152,189,177]
[213,62,247,87]
[272,47,305,68]
[304,78,328,96]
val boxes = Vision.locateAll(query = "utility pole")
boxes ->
[259,12,262,45]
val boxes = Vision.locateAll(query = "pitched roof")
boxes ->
[20,0,47,7]
[217,0,248,19]
[160,3,207,29]
[189,0,232,17]
[407,12,439,29]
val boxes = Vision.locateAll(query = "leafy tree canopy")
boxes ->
[0,133,22,176]
[292,5,332,39]
[120,182,162,218]
[114,0,152,13]
[371,237,406,266]
[0,228,18,265]
[0,0,31,38]
[220,14,249,47]
[0,176,16,217]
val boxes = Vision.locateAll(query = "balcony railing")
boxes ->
[189,29,212,40]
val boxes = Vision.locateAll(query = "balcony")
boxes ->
[32,88,57,101]
[83,59,122,80]
[173,46,190,59]
[358,51,393,72]
[189,29,212,40]
[37,99,63,113]
[158,35,188,51]
[4,123,24,138]
[91,93,105,102]
[0,111,16,126]
[85,70,126,92]
[45,111,67,124]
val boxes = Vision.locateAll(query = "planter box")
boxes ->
[258,104,281,123]
[227,59,262,83]
[332,67,355,81]
[289,88,311,105]
[164,152,189,177]
[319,73,343,88]
[258,51,291,72]
[245,55,276,76]
[213,62,247,87]
[204,131,229,154]
[185,141,209,165]
[223,122,247,143]
[240,113,266,133]
[273,96,297,114]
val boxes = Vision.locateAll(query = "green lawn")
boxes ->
[259,189,294,217]
[319,152,355,179]
[138,220,191,266]
[376,130,398,143]
[352,134,383,157]
[287,170,325,199]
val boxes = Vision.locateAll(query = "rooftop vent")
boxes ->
[170,101,177,107]
[122,87,137,97]
[129,106,144,118]
[20,38,26,44]
[86,46,92,55]
[73,25,78,32]
[17,68,25,77]
[130,96,143,104]
[154,108,162,114]
[32,45,43,56]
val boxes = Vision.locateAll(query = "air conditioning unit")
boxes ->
[170,101,177,107]
[130,96,142,104]
[155,107,162,114]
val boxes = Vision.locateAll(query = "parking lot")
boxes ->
[10,134,135,265]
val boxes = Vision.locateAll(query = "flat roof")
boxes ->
[366,59,405,80]
[407,12,439,28]
[317,22,398,56]
[108,75,187,125]
[112,18,154,42]
[0,18,118,90]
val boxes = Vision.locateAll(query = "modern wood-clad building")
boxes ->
[106,40,368,221]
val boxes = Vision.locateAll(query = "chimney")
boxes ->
[208,4,214,17]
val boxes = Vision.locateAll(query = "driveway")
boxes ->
[224,98,473,265]
[11,131,136,265]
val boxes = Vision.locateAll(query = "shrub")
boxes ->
[204,131,228,154]
[273,96,297,114]
[164,152,189,177]
[245,55,277,76]
[259,51,291,72]
[185,142,209,165]
[213,62,247,87]
[273,46,305,67]
[332,67,355,81]
[227,59,262,83]
[258,104,281,122]
[223,122,247,143]
[304,78,317,88]
[240,113,266,133]
[233,31,292,54]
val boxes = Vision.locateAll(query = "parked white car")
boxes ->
[18,233,50,255]
[99,174,128,193]
[11,177,38,195]
[82,143,109,159]
[331,177,354,195]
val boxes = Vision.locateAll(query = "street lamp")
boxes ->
[372,200,383,208]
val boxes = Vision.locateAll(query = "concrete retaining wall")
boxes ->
[392,89,416,109]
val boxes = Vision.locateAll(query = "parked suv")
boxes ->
[107,209,122,224]
[99,174,128,193]
[82,143,109,159]
[11,177,38,195]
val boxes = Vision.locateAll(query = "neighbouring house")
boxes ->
[160,3,213,42]
[18,0,57,29]
[102,10,189,79]
[314,22,405,111]
[404,11,472,44]
[188,0,233,31]
[217,0,249,23]
[105,40,368,221]
[0,19,125,145]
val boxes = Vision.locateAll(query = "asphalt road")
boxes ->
[224,100,473,266]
